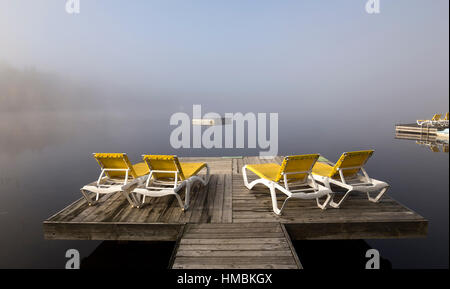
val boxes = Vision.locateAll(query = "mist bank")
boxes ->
[0,63,167,154]
[0,63,98,112]
[0,62,173,115]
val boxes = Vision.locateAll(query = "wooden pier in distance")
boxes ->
[43,157,428,269]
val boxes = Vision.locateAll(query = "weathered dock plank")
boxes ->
[284,220,428,240]
[171,223,301,269]
[222,174,233,223]
[43,222,182,241]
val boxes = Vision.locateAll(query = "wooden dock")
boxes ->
[43,157,428,269]
[171,223,301,269]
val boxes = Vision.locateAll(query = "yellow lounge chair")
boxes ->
[312,150,389,208]
[242,154,333,215]
[417,114,442,126]
[81,153,149,205]
[440,112,449,127]
[128,155,210,210]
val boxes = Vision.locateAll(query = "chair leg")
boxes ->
[330,190,352,208]
[316,193,333,210]
[134,193,143,208]
[278,197,291,215]
[269,184,282,215]
[122,190,138,208]
[203,165,210,185]
[171,192,184,211]
[81,189,96,206]
[182,181,191,211]
[134,193,149,209]
[242,166,251,189]
[315,178,337,209]
[367,187,389,203]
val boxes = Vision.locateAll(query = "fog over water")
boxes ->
[0,0,448,268]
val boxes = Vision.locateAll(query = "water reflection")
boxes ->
[81,241,175,269]
[415,141,449,153]
[395,131,449,153]
[293,240,392,269]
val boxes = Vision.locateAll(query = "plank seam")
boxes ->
[168,223,186,269]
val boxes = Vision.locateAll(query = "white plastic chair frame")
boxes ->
[242,165,333,215]
[81,165,136,206]
[417,117,448,128]
[129,162,210,211]
[312,165,389,209]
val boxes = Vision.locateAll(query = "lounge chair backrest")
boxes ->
[432,114,441,121]
[329,150,374,178]
[276,154,320,182]
[142,155,186,181]
[94,153,138,179]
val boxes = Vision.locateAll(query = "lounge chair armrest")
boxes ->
[146,170,179,189]
[122,175,149,193]
[97,168,130,186]
[360,167,371,183]
[337,166,369,184]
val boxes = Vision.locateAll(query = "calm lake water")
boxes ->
[0,109,448,269]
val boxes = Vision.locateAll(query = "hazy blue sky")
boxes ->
[0,0,448,122]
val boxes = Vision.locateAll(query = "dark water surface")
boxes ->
[0,108,448,269]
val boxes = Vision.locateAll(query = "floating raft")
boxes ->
[43,156,427,269]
